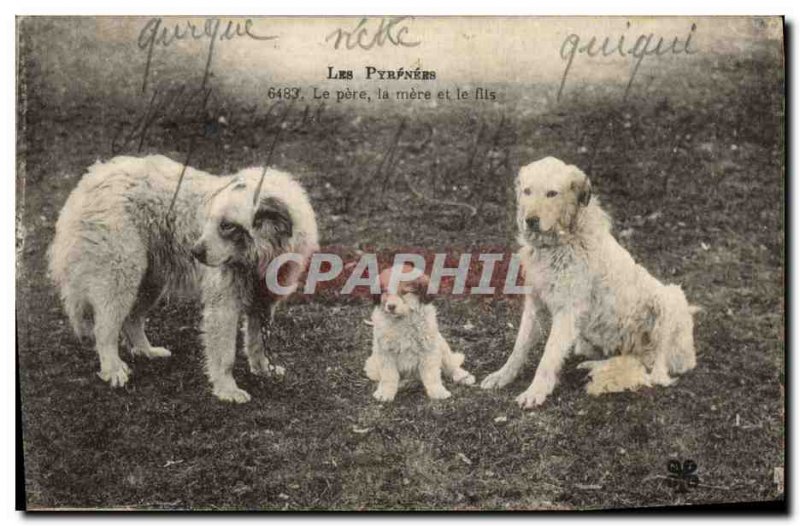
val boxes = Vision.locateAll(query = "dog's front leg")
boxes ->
[481,294,542,389]
[373,360,400,402]
[244,312,285,378]
[203,295,250,403]
[516,311,576,409]
[364,331,387,382]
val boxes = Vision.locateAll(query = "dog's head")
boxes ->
[191,176,293,267]
[373,265,431,317]
[515,157,592,246]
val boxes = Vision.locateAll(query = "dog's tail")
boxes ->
[47,174,97,340]
[581,355,652,396]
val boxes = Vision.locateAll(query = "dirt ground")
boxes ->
[16,32,784,510]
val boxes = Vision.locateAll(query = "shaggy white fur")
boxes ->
[481,157,698,408]
[48,155,318,403]
[365,269,475,402]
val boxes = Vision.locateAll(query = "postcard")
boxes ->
[16,15,785,511]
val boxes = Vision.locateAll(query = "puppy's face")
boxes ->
[374,267,431,317]
[192,177,293,267]
[516,157,591,245]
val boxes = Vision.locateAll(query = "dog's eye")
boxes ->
[219,220,238,235]
[523,188,532,196]
[546,190,559,198]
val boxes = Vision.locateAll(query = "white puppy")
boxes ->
[481,157,698,408]
[365,266,475,402]
[48,155,318,403]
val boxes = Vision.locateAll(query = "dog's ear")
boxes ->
[252,196,293,248]
[570,167,592,207]
[409,274,432,304]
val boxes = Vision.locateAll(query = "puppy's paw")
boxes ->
[452,369,476,386]
[213,385,252,404]
[426,386,452,400]
[133,346,172,359]
[373,389,396,403]
[515,388,548,409]
[97,360,131,388]
[480,368,514,389]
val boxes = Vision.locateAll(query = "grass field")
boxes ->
[16,36,785,510]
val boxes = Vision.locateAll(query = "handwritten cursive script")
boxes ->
[138,17,277,94]
[325,17,421,50]
[558,22,697,101]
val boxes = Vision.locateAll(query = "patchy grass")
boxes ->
[17,47,784,509]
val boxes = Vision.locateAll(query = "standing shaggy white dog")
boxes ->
[481,157,698,408]
[365,266,475,402]
[48,155,318,403]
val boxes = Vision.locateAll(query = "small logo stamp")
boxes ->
[667,459,700,493]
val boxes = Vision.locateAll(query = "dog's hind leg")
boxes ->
[84,230,152,387]
[91,287,137,388]
[123,281,171,359]
[438,336,475,386]
[124,316,172,359]
[244,311,284,377]
[649,285,697,383]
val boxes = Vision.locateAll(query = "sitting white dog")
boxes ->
[365,265,475,402]
[481,157,699,408]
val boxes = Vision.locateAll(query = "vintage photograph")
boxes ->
[16,16,784,510]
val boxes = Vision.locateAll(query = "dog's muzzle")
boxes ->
[525,216,540,233]
[191,243,207,264]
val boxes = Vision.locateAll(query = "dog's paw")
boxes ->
[515,388,548,409]
[248,355,284,378]
[427,386,452,400]
[517,371,558,408]
[372,389,396,402]
[647,371,675,388]
[480,368,514,389]
[133,346,172,359]
[97,360,131,388]
[453,369,476,386]
[213,385,252,404]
